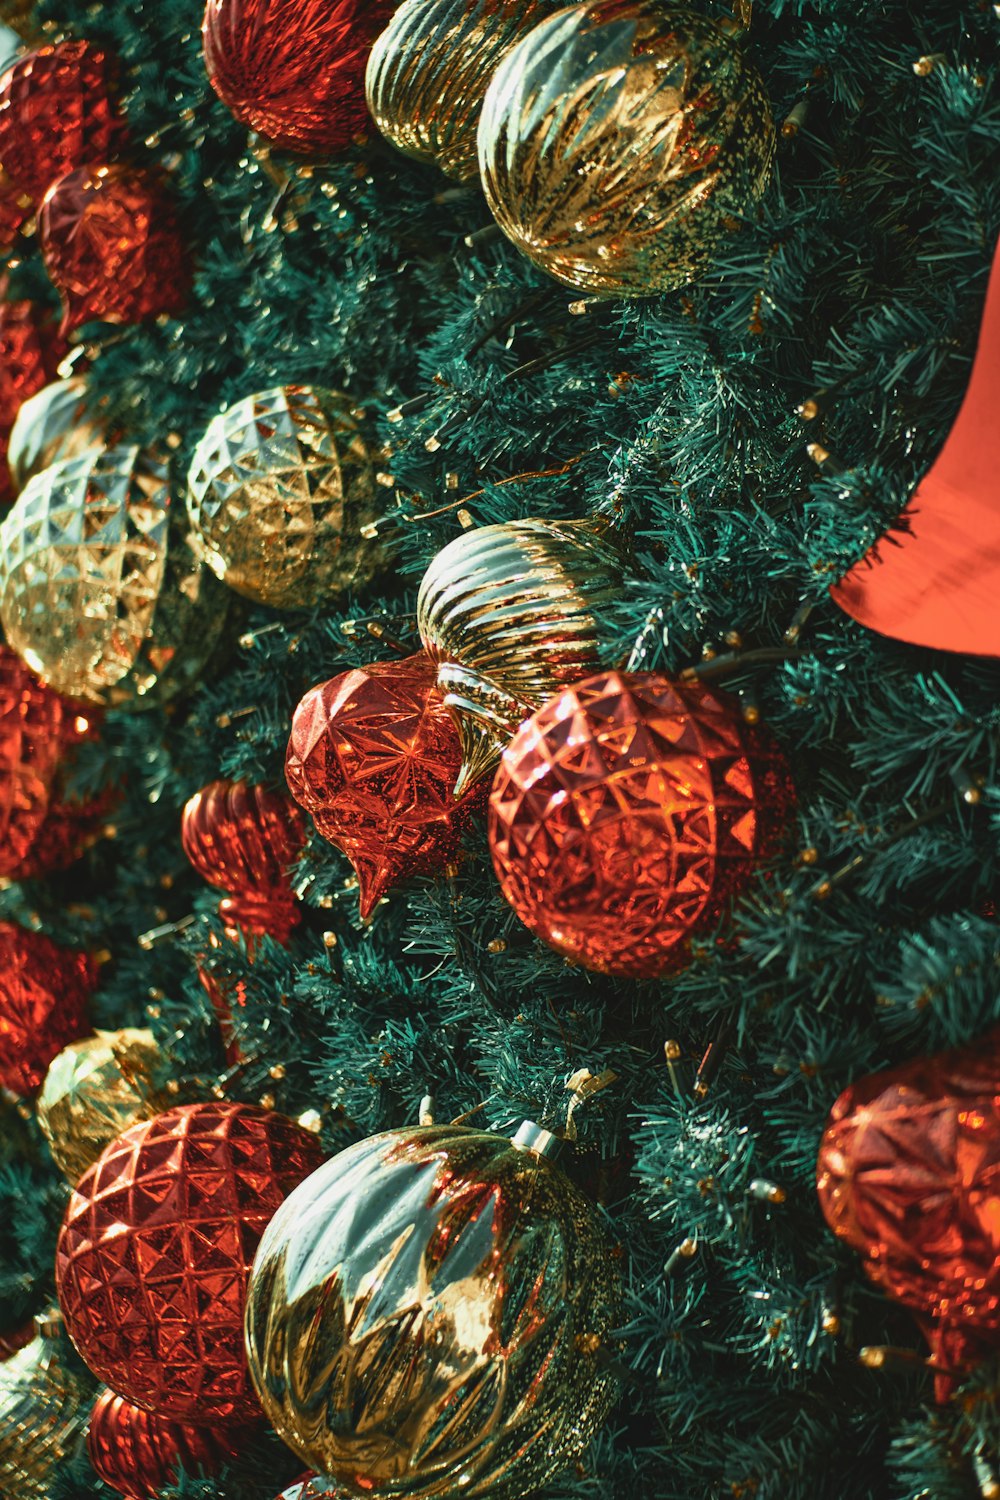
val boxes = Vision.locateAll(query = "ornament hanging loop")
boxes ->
[719,0,753,34]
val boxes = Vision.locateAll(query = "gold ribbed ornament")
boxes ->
[37,1028,165,1186]
[245,1123,622,1499]
[186,385,384,610]
[0,445,231,708]
[416,517,622,793]
[365,0,563,182]
[7,377,107,496]
[478,0,775,296]
[0,1326,90,1500]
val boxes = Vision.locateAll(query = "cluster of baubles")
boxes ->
[203,0,775,298]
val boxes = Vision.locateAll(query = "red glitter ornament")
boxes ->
[87,1388,246,1499]
[39,164,191,337]
[0,299,65,502]
[203,0,396,158]
[56,1101,323,1422]
[285,653,485,919]
[817,1031,1000,1401]
[0,40,126,204]
[0,645,108,881]
[488,671,794,979]
[0,922,97,1096]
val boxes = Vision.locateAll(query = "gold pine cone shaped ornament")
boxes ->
[477,0,776,297]
[365,0,565,182]
[0,445,230,708]
[186,385,385,610]
[245,1122,623,1499]
[416,516,623,793]
[0,1323,90,1500]
[37,1028,165,1186]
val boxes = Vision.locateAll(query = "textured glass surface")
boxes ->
[0,39,124,203]
[366,0,563,182]
[38,1029,165,1187]
[286,653,484,918]
[87,1387,245,1500]
[0,1331,90,1500]
[0,922,96,1097]
[187,385,384,609]
[8,376,106,495]
[56,1102,324,1421]
[478,1,775,296]
[245,1125,622,1498]
[416,518,623,793]
[181,778,305,938]
[0,445,231,709]
[489,672,795,978]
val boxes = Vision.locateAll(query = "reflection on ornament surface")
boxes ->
[0,1327,90,1500]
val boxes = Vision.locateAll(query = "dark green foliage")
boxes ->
[1,0,999,1496]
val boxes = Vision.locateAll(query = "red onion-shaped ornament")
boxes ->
[488,671,795,978]
[181,779,306,941]
[39,165,191,337]
[56,1101,323,1422]
[286,653,485,919]
[88,1388,246,1499]
[203,0,396,158]
[817,1031,1000,1400]
[0,922,97,1095]
[0,40,126,204]
[0,299,65,502]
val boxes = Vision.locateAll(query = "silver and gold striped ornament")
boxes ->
[0,1325,90,1500]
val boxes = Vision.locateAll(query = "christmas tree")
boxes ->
[1,2,999,1499]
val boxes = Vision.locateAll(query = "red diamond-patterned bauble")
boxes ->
[182,779,306,942]
[488,671,794,978]
[285,653,485,919]
[0,299,65,503]
[817,1031,1000,1401]
[88,1387,247,1499]
[39,164,191,337]
[0,41,126,204]
[0,922,97,1095]
[203,0,396,158]
[0,167,32,257]
[55,1102,324,1422]
[0,645,107,881]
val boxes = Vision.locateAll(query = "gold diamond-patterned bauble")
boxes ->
[478,1,775,297]
[365,0,564,182]
[37,1029,165,1187]
[0,446,231,708]
[186,385,384,610]
[0,1325,91,1500]
[7,377,107,496]
[245,1122,622,1499]
[416,516,623,793]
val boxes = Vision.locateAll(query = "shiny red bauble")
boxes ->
[0,300,65,502]
[56,1102,323,1422]
[286,653,484,919]
[181,778,306,942]
[818,1030,1000,1400]
[0,922,97,1095]
[88,1388,246,1498]
[488,671,795,978]
[203,0,396,157]
[0,41,126,204]
[39,164,191,336]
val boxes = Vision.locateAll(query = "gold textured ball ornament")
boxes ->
[186,385,384,610]
[37,1028,166,1186]
[245,1122,622,1499]
[477,0,776,297]
[416,516,623,793]
[365,0,563,182]
[0,1326,91,1500]
[0,445,231,708]
[6,376,107,496]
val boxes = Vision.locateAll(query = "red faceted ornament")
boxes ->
[0,645,108,881]
[39,164,191,337]
[488,671,795,979]
[285,653,486,919]
[0,298,65,502]
[832,232,1000,655]
[56,1102,324,1422]
[88,1388,247,1499]
[203,0,396,157]
[0,166,33,256]
[817,1031,1000,1401]
[0,922,97,1095]
[0,40,126,204]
